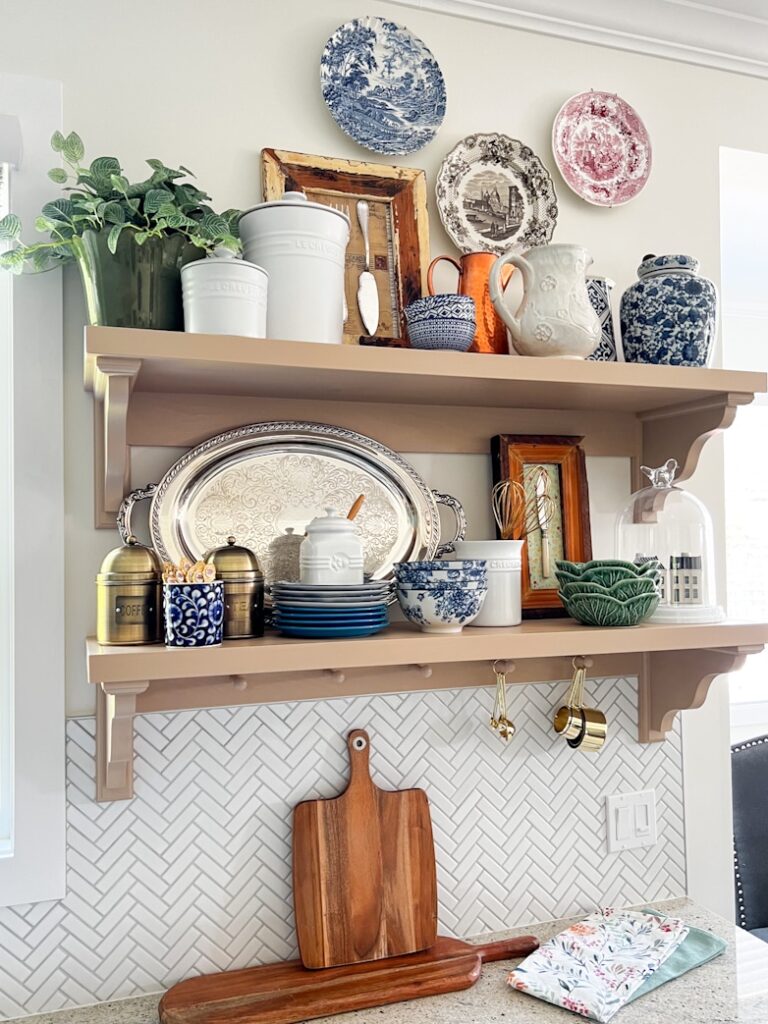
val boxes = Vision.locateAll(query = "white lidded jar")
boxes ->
[181,248,268,337]
[300,508,364,585]
[238,191,350,344]
[453,540,523,626]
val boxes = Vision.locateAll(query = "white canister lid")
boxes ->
[305,507,360,535]
[239,191,351,226]
[181,248,269,276]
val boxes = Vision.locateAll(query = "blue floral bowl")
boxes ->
[405,294,476,351]
[396,581,487,633]
[164,582,225,647]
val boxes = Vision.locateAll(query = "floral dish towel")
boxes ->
[507,908,689,1023]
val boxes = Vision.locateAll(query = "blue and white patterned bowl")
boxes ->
[396,578,487,591]
[405,294,476,351]
[396,560,485,572]
[164,582,224,648]
[396,581,487,633]
[394,567,487,582]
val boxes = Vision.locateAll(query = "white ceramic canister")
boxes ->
[181,249,268,337]
[453,540,523,626]
[238,191,350,344]
[300,508,364,585]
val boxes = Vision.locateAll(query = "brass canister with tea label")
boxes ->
[96,536,162,645]
[203,537,264,639]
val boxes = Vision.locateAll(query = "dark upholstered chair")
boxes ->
[732,735,768,943]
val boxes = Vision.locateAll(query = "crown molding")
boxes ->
[389,0,768,79]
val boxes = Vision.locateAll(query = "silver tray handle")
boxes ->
[432,491,467,557]
[117,484,158,544]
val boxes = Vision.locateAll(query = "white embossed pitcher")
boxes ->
[489,244,601,358]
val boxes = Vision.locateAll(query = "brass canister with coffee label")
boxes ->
[96,536,162,645]
[203,537,264,639]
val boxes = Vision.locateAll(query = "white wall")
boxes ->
[2,0,767,921]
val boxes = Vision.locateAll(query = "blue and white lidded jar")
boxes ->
[620,254,717,367]
[164,581,225,647]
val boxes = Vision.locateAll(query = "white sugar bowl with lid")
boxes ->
[238,191,350,344]
[300,508,364,585]
[453,540,523,626]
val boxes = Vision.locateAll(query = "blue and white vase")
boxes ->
[620,254,716,367]
[586,276,618,362]
[164,582,225,648]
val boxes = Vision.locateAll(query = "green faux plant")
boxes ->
[0,131,241,273]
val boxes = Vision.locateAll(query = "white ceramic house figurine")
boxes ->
[489,243,601,358]
[300,508,365,585]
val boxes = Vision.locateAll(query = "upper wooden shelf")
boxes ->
[84,326,766,527]
[85,326,765,413]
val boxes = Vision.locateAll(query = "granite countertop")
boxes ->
[11,899,768,1024]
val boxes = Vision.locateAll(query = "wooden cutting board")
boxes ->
[293,728,437,969]
[158,934,540,1024]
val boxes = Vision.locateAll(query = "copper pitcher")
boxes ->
[428,252,513,354]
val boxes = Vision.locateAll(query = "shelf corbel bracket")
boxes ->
[638,391,754,487]
[638,644,764,743]
[90,356,141,528]
[96,679,150,802]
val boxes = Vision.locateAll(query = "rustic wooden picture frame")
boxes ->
[262,148,429,345]
[491,434,592,617]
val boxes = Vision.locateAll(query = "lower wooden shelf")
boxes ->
[86,619,768,802]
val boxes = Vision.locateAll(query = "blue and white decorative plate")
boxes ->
[320,16,446,156]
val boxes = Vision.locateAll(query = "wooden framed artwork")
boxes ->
[262,148,429,345]
[491,434,592,617]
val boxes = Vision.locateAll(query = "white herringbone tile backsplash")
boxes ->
[0,678,685,1018]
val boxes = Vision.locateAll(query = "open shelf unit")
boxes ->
[83,325,768,801]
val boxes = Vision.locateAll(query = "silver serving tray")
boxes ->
[119,421,465,585]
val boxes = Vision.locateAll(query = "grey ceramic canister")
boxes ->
[620,254,717,367]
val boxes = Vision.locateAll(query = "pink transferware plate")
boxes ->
[552,90,652,207]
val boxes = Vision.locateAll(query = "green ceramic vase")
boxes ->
[73,228,199,330]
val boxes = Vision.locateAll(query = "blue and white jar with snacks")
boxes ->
[620,254,717,367]
[164,581,225,647]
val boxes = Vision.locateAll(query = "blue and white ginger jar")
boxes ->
[620,254,716,367]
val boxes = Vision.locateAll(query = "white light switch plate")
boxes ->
[606,789,658,852]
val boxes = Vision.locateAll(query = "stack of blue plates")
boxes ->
[270,581,392,638]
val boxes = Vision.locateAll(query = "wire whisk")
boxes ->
[492,475,557,542]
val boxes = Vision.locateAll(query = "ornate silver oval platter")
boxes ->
[436,132,558,256]
[125,422,465,585]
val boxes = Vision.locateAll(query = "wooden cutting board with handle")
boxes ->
[293,728,438,969]
[158,934,540,1024]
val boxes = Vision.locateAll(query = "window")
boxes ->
[721,147,768,737]
[0,76,65,907]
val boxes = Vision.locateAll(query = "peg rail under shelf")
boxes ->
[83,326,766,526]
[87,619,768,802]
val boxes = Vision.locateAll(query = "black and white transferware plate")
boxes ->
[436,133,558,256]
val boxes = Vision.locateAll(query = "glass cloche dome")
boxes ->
[615,459,723,623]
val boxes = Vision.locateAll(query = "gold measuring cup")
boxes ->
[554,659,607,751]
